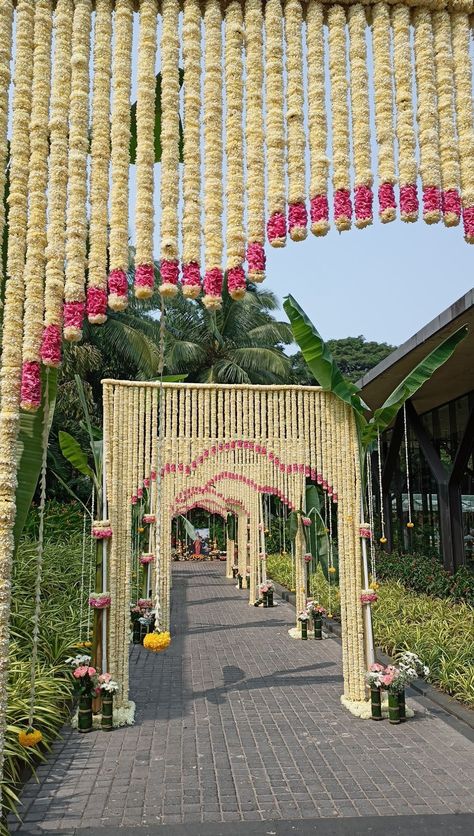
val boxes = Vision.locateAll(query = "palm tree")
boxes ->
[163,285,293,384]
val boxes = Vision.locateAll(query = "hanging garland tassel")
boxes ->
[63,0,92,341]
[203,0,224,306]
[328,4,352,232]
[451,12,474,244]
[413,7,442,225]
[181,0,202,299]
[87,0,113,324]
[372,2,397,223]
[225,0,246,301]
[306,0,329,237]
[245,0,266,284]
[391,5,418,222]
[108,0,133,312]
[348,4,373,229]
[134,0,158,300]
[160,0,180,300]
[265,0,287,247]
[20,0,53,411]
[285,0,307,241]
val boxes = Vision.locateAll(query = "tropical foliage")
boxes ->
[291,335,396,385]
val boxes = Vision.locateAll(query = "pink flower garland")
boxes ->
[160,259,179,298]
[63,301,85,342]
[400,183,419,222]
[288,202,308,241]
[359,525,372,540]
[88,593,111,609]
[246,242,266,283]
[135,263,155,300]
[334,189,352,231]
[360,591,378,604]
[143,514,156,524]
[267,211,287,247]
[354,185,373,228]
[139,554,154,565]
[108,268,128,311]
[92,524,113,539]
[203,267,223,308]
[182,261,201,298]
[20,361,41,411]
[310,195,329,236]
[41,324,62,368]
[87,287,107,325]
[378,182,397,223]
[227,265,246,300]
[422,185,441,224]
[442,189,461,227]
[463,206,474,244]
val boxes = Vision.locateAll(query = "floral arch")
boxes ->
[102,380,368,714]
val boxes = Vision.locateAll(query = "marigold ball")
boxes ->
[380,536,387,544]
[138,527,145,534]
[18,728,43,748]
[143,631,171,653]
[328,566,337,575]
[406,521,414,529]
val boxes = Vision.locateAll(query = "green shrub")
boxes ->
[266,553,474,707]
[376,549,474,606]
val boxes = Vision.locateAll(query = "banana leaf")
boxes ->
[288,510,299,542]
[362,325,469,448]
[13,367,58,550]
[58,430,96,485]
[283,295,367,415]
[180,515,197,541]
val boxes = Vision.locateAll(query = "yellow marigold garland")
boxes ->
[41,0,73,367]
[285,0,307,241]
[244,0,266,284]
[372,2,397,222]
[20,0,53,412]
[203,0,224,307]
[432,11,461,228]
[160,0,180,299]
[348,4,373,229]
[0,0,13,267]
[182,0,202,299]
[391,5,419,222]
[87,0,113,324]
[225,0,246,301]
[451,12,474,243]
[18,728,43,748]
[63,0,92,341]
[265,0,287,247]
[108,0,134,311]
[134,0,158,301]
[306,0,329,237]
[413,7,442,225]
[328,4,352,232]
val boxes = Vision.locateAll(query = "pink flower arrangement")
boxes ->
[139,553,154,565]
[359,525,372,539]
[360,590,378,604]
[92,521,113,539]
[88,593,111,609]
[137,598,153,610]
[73,665,96,679]
[143,514,156,524]
[301,516,311,527]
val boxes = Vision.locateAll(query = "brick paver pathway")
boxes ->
[10,562,474,833]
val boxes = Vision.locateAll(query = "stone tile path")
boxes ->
[10,563,474,833]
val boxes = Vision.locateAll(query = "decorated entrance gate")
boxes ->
[103,380,370,713]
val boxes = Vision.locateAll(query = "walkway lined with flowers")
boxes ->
[10,563,474,833]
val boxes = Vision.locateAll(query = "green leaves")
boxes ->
[180,515,197,541]
[362,325,469,447]
[14,368,58,550]
[288,510,299,542]
[58,431,95,483]
[283,295,366,415]
[129,70,184,164]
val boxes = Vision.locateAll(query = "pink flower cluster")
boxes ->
[288,202,308,238]
[143,514,156,524]
[310,194,329,232]
[334,188,352,224]
[267,211,287,245]
[20,361,41,411]
[246,242,266,277]
[88,594,111,609]
[139,553,154,565]
[359,526,372,540]
[41,324,62,367]
[73,665,96,679]
[92,525,113,540]
[400,183,418,219]
[354,184,373,226]
[227,265,246,300]
[137,598,153,609]
[87,287,107,323]
[108,268,128,306]
[360,591,378,604]
[378,182,396,220]
[135,263,155,296]
[301,516,312,527]
[98,672,112,684]
[203,267,223,298]
[182,261,201,294]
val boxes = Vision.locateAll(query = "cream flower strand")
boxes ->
[160,0,180,299]
[20,0,53,412]
[225,0,246,301]
[372,2,397,223]
[432,11,461,228]
[134,0,158,300]
[265,0,287,247]
[391,5,418,222]
[451,12,474,243]
[203,0,224,307]
[181,0,202,299]
[108,0,134,311]
[41,0,73,366]
[348,4,373,229]
[413,7,442,225]
[63,0,92,341]
[306,0,329,237]
[244,0,266,284]
[87,0,113,324]
[328,4,352,232]
[0,0,13,268]
[285,0,307,241]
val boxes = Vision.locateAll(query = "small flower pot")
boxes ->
[370,686,383,721]
[388,692,401,724]
[78,694,93,733]
[238,575,243,589]
[101,693,114,732]
[398,689,406,722]
[262,591,268,608]
[313,616,322,640]
[301,621,308,640]
[267,590,274,607]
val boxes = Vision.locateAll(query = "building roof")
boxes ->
[358,289,474,415]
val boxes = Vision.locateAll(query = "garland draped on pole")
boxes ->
[102,381,365,712]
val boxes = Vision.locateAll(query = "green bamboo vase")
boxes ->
[78,694,93,733]
[101,693,114,732]
[301,621,308,640]
[388,691,401,724]
[370,686,383,720]
[314,616,322,640]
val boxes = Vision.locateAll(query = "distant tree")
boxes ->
[291,335,396,385]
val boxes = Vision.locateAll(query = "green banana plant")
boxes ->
[180,514,197,541]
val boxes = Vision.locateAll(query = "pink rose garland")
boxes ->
[20,362,41,412]
[267,211,287,247]
[41,324,62,368]
[108,268,128,311]
[160,259,179,298]
[87,287,107,325]
[246,242,266,284]
[400,183,419,222]
[134,263,155,300]
[288,202,308,241]
[182,261,201,298]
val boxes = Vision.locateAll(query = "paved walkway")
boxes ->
[10,563,474,834]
